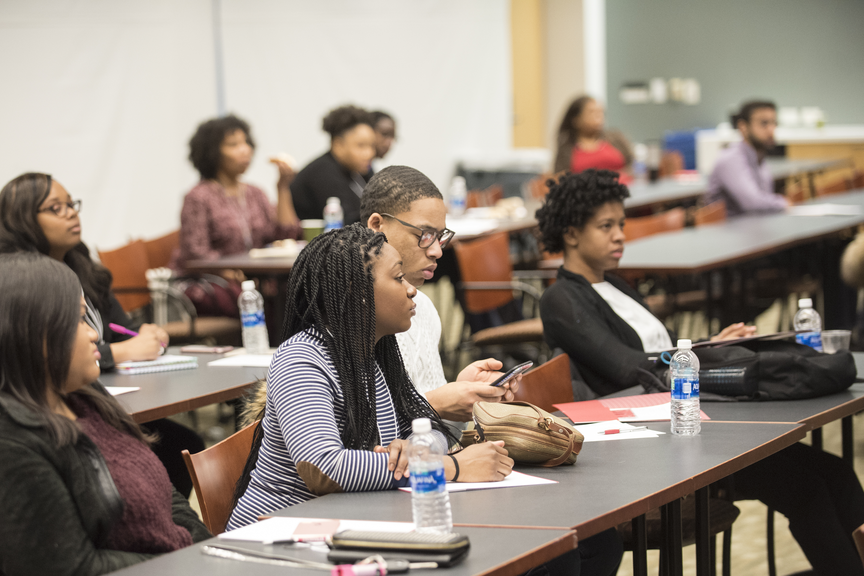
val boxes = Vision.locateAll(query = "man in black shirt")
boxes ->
[291,105,376,225]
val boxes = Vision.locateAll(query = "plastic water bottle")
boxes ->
[238,280,269,355]
[448,176,467,217]
[670,339,701,436]
[323,197,343,231]
[408,418,452,534]
[793,298,823,351]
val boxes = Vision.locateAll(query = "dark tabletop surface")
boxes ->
[103,350,264,423]
[108,526,577,576]
[270,421,804,539]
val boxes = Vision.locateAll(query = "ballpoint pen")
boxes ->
[601,426,648,435]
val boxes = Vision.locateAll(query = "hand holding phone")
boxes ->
[489,361,533,387]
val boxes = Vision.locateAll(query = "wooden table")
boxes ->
[103,350,264,423]
[108,526,577,576]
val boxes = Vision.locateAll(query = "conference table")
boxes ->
[109,525,577,576]
[103,350,264,424]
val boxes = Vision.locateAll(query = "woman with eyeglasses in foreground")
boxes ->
[228,224,513,529]
[0,173,204,498]
[0,253,210,576]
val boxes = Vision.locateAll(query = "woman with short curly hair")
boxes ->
[290,104,377,225]
[172,114,301,316]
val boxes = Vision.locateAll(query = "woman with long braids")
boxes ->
[228,224,512,529]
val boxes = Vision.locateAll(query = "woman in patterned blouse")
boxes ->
[171,114,301,316]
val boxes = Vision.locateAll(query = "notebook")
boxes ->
[115,355,198,375]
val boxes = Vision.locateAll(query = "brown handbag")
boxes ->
[459,401,583,466]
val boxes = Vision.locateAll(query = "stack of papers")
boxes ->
[219,517,414,543]
[115,355,198,375]
[208,354,273,368]
[555,392,710,424]
[788,204,863,216]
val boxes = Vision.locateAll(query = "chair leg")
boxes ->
[767,507,777,576]
[722,527,732,576]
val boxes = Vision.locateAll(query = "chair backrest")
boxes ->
[624,207,686,242]
[786,183,807,205]
[817,178,852,196]
[853,171,864,190]
[854,522,864,568]
[144,229,180,269]
[658,151,684,178]
[182,421,260,535]
[694,201,727,226]
[512,354,574,413]
[453,232,514,314]
[466,184,504,209]
[97,239,151,312]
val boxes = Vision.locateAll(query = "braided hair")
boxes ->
[233,224,454,507]
[282,223,454,449]
[535,169,630,253]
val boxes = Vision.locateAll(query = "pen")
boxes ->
[602,426,648,435]
[108,323,167,350]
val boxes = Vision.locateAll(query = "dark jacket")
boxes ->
[540,267,675,397]
[291,151,369,225]
[0,383,210,576]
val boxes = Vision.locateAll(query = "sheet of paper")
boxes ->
[788,204,863,216]
[398,470,557,493]
[208,354,273,368]
[446,218,500,237]
[614,402,710,422]
[106,386,139,396]
[218,517,415,542]
[574,420,664,442]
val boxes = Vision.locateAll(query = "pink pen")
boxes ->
[108,323,167,349]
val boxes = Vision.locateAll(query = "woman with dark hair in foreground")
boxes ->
[0,253,210,576]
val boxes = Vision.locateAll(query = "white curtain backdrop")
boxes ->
[0,0,510,253]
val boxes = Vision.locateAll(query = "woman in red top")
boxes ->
[553,96,633,184]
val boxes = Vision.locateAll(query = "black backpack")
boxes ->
[641,339,857,401]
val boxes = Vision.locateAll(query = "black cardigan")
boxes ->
[290,151,370,225]
[0,383,210,576]
[540,267,675,397]
[93,292,138,373]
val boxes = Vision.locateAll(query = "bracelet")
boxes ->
[449,455,460,482]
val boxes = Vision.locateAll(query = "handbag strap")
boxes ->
[539,426,577,467]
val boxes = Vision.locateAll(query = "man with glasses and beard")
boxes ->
[707,100,788,215]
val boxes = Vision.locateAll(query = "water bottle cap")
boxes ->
[241,280,256,291]
[676,339,692,350]
[326,197,341,205]
[411,418,432,434]
[798,298,812,308]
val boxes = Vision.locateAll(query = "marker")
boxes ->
[602,426,648,435]
[108,323,167,351]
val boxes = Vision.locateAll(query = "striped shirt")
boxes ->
[227,327,409,530]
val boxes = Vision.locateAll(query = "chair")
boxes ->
[465,184,504,209]
[451,232,544,371]
[693,201,727,226]
[816,178,852,196]
[623,207,686,242]
[143,229,180,269]
[853,171,864,189]
[511,353,573,412]
[97,240,152,313]
[182,421,259,534]
[472,318,546,356]
[854,522,864,568]
[658,150,684,178]
[98,238,241,344]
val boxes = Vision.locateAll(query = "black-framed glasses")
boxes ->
[381,213,455,249]
[38,199,82,218]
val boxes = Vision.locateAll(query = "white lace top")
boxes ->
[396,290,447,395]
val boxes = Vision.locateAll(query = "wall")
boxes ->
[0,0,510,252]
[605,0,864,142]
[545,0,585,152]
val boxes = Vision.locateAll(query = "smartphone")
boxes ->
[489,360,533,387]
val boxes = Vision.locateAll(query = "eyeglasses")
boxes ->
[39,199,82,218]
[381,213,455,249]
